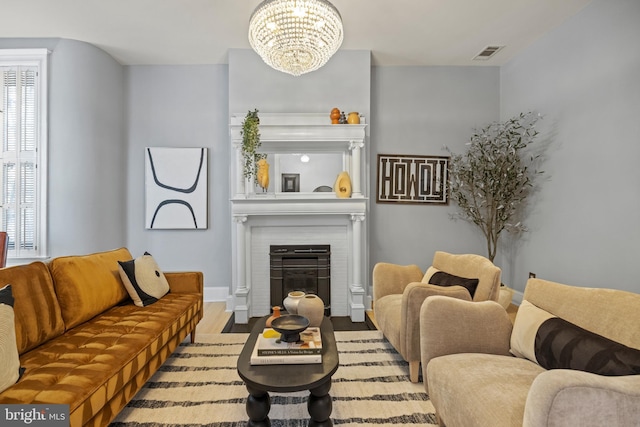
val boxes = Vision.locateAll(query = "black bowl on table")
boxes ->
[271,315,310,342]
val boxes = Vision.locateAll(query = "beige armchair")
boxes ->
[423,279,640,427]
[372,251,501,382]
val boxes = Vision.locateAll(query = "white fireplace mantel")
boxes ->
[228,113,369,324]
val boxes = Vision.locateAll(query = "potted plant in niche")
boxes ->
[446,112,546,263]
[241,109,267,190]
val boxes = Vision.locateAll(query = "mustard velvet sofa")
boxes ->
[423,278,640,427]
[0,248,203,427]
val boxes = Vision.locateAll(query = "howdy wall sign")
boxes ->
[376,154,449,204]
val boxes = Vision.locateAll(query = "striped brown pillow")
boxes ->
[535,317,640,376]
[511,299,640,376]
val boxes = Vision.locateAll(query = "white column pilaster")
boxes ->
[234,144,246,198]
[233,215,250,323]
[349,213,366,322]
[349,141,364,197]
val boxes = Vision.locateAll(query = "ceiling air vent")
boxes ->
[473,45,504,61]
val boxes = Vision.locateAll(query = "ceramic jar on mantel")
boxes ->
[283,291,305,314]
[297,294,325,327]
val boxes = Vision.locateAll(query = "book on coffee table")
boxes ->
[250,327,322,365]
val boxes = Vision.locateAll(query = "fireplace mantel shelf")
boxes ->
[232,196,367,217]
[230,113,367,147]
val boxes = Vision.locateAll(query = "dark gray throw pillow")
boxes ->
[428,271,479,298]
[535,317,640,376]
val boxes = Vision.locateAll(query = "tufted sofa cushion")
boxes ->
[1,292,201,426]
[0,261,66,354]
[48,248,133,329]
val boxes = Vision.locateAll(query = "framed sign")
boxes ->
[376,154,449,204]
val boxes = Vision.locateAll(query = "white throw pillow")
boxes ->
[421,266,439,283]
[509,299,556,361]
[0,284,21,393]
[118,252,170,307]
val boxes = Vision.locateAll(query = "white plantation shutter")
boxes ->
[0,49,48,259]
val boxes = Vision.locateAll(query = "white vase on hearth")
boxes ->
[297,294,325,327]
[283,291,305,314]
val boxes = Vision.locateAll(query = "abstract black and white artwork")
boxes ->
[145,147,208,229]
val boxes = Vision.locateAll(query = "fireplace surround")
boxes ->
[270,244,331,314]
[229,113,368,323]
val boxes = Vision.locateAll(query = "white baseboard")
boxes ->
[512,289,524,305]
[204,286,230,303]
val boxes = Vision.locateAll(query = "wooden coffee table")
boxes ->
[236,315,339,427]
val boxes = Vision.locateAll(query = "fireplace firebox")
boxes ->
[270,244,331,315]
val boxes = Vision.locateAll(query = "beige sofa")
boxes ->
[373,251,501,382]
[423,278,640,427]
[0,248,203,427]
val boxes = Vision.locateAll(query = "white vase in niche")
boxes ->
[297,294,325,327]
[283,291,305,314]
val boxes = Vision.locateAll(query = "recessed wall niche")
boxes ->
[274,153,342,192]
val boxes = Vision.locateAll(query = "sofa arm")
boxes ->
[372,262,423,303]
[524,369,640,427]
[420,296,512,374]
[165,271,203,294]
[399,283,472,362]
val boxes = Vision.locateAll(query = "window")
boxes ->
[0,49,48,259]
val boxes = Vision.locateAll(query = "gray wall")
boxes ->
[369,66,499,270]
[3,0,638,298]
[229,48,370,118]
[125,65,230,295]
[499,0,640,293]
[0,38,126,257]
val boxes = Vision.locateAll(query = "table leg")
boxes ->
[246,386,271,427]
[307,379,333,427]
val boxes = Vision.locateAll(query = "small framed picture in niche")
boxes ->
[281,173,300,192]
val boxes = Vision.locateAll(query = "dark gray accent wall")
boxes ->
[499,0,640,293]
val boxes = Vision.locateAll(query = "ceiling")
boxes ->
[0,0,592,67]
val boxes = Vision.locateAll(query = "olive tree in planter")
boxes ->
[241,109,267,186]
[446,112,544,262]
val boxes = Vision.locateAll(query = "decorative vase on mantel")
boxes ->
[283,291,305,314]
[297,294,325,327]
[334,171,352,198]
[347,112,360,124]
[330,107,340,124]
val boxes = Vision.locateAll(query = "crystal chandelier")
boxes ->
[248,0,344,77]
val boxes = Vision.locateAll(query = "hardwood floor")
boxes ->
[196,301,516,334]
[198,302,232,334]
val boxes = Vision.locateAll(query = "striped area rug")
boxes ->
[110,331,437,426]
